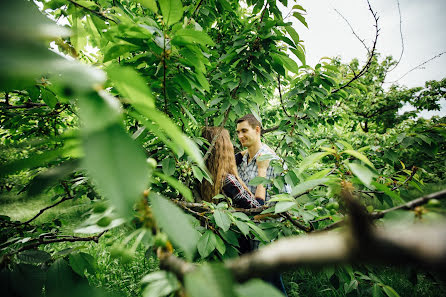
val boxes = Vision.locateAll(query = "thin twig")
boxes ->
[331,0,379,94]
[281,212,311,232]
[387,0,404,72]
[334,8,370,55]
[321,188,446,231]
[277,75,291,118]
[67,0,117,24]
[385,51,446,84]
[2,103,47,109]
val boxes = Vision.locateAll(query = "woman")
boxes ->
[200,127,261,208]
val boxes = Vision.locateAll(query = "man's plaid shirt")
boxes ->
[236,143,290,201]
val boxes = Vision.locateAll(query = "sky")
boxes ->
[281,0,446,117]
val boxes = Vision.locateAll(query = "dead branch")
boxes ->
[387,0,404,72]
[334,8,370,55]
[331,0,380,94]
[11,230,108,255]
[386,51,446,84]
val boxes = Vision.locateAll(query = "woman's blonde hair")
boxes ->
[201,127,251,202]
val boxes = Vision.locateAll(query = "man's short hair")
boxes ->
[236,114,262,130]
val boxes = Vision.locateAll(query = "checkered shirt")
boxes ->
[236,143,290,201]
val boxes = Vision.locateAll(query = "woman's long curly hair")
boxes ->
[201,127,251,202]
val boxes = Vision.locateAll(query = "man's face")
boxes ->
[236,121,259,148]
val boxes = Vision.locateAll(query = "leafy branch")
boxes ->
[67,0,117,24]
[159,188,446,282]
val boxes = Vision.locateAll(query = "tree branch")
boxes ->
[159,189,446,282]
[322,188,446,231]
[12,230,108,255]
[331,0,379,94]
[67,0,117,24]
[20,182,75,225]
[2,102,47,109]
[334,8,370,55]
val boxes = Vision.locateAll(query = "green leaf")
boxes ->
[291,47,306,65]
[17,250,51,264]
[197,230,217,258]
[382,285,401,297]
[41,88,58,108]
[132,108,204,168]
[343,149,374,168]
[247,223,269,243]
[231,212,250,221]
[159,0,183,27]
[372,284,385,297]
[192,165,204,182]
[154,171,194,202]
[248,176,270,186]
[141,271,180,297]
[149,193,199,260]
[285,25,300,45]
[214,235,226,255]
[291,178,330,197]
[235,279,285,297]
[83,123,148,219]
[219,230,239,247]
[137,0,158,13]
[235,220,250,236]
[26,159,80,196]
[172,29,215,46]
[274,201,296,213]
[296,152,330,175]
[348,163,376,188]
[371,182,401,202]
[293,12,308,28]
[107,65,155,110]
[162,157,176,176]
[185,264,236,297]
[271,53,300,74]
[45,258,82,296]
[214,209,231,232]
[68,252,96,276]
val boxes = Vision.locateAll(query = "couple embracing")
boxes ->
[201,114,290,208]
[200,114,290,294]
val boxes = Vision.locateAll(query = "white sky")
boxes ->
[282,0,446,117]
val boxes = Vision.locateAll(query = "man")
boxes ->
[235,114,290,204]
[235,114,289,295]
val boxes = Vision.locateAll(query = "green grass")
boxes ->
[0,190,92,231]
[283,265,446,297]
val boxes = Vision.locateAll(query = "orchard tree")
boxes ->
[1,1,446,297]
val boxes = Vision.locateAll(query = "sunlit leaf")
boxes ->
[154,171,194,202]
[197,230,217,258]
[159,0,183,27]
[185,264,236,297]
[149,193,199,260]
